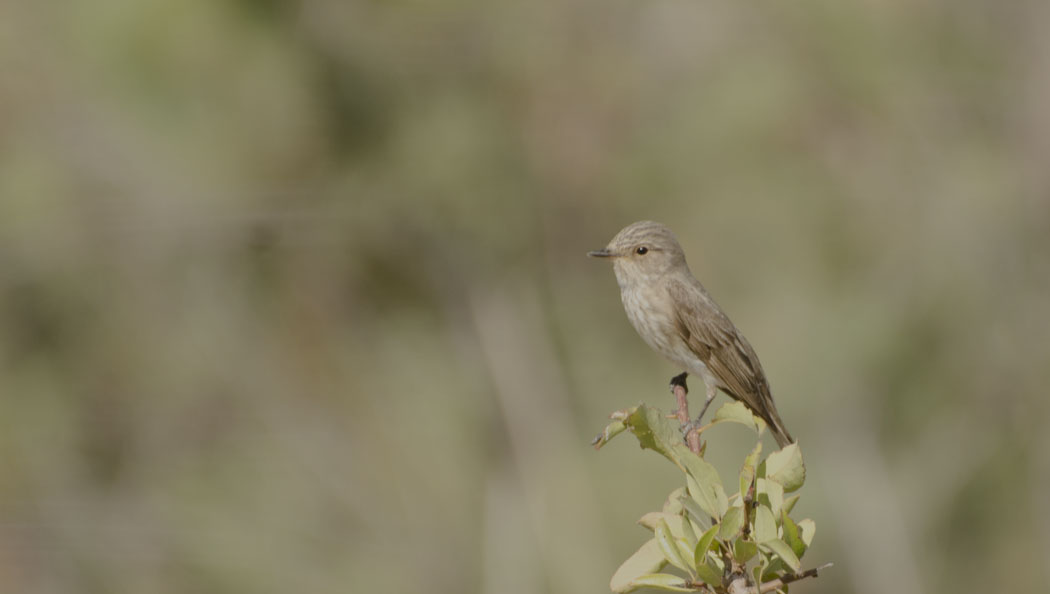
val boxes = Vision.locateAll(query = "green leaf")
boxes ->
[627,574,696,592]
[781,512,806,558]
[694,559,723,587]
[693,525,719,569]
[713,483,729,518]
[679,496,711,531]
[687,516,706,542]
[753,504,777,543]
[711,401,759,431]
[663,487,688,514]
[655,519,693,575]
[760,557,786,583]
[753,415,767,436]
[592,419,626,449]
[639,512,692,543]
[752,557,768,593]
[756,478,784,518]
[676,538,696,571]
[739,442,762,501]
[669,515,692,541]
[624,405,682,463]
[781,493,800,516]
[686,472,724,521]
[718,506,745,541]
[610,539,666,593]
[617,405,727,517]
[734,538,758,563]
[798,518,816,547]
[707,550,725,572]
[765,443,806,492]
[637,512,664,532]
[760,539,801,572]
[679,512,697,547]
[676,448,722,486]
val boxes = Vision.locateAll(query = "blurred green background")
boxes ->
[2,1,1049,593]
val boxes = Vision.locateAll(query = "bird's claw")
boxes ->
[680,419,699,437]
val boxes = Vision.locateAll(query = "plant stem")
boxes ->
[671,373,702,454]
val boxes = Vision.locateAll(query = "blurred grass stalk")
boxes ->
[471,281,612,593]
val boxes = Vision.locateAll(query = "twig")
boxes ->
[725,563,833,594]
[741,481,755,541]
[670,373,702,454]
[757,563,833,593]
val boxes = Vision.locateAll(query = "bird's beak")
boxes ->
[587,248,615,258]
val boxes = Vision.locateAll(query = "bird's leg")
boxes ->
[693,382,718,427]
[682,382,718,436]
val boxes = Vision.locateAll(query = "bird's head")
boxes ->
[588,221,688,287]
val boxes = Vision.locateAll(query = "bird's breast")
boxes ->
[621,283,710,376]
[620,285,677,356]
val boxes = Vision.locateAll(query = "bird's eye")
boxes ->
[636,246,649,255]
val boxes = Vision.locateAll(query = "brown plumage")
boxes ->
[589,221,793,447]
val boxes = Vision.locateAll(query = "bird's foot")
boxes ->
[680,404,716,440]
[680,418,700,437]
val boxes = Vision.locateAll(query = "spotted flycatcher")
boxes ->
[589,220,794,447]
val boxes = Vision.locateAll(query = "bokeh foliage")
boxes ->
[1,1,1049,594]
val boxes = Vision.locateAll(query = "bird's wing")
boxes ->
[666,277,773,416]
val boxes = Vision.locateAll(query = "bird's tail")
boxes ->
[764,407,794,449]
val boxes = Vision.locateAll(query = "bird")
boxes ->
[588,220,793,448]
